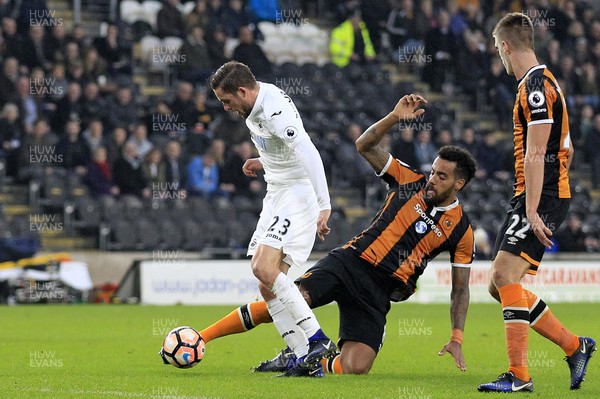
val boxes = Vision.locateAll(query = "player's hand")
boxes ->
[316,209,331,241]
[242,158,263,177]
[527,212,553,249]
[438,341,466,372]
[391,94,428,121]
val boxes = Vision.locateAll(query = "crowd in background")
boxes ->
[0,0,599,252]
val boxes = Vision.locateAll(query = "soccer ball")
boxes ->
[160,326,205,368]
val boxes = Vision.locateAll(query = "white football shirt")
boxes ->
[246,82,330,210]
[246,82,309,182]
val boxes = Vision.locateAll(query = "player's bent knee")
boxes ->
[250,258,275,283]
[491,268,509,287]
[339,341,376,374]
[488,280,500,301]
[258,283,274,301]
[340,357,372,374]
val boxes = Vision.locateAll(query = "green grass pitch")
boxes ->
[1,303,598,399]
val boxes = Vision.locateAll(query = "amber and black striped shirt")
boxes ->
[343,155,474,300]
[512,64,571,198]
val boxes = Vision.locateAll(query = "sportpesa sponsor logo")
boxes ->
[414,204,442,237]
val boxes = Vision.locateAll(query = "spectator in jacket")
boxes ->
[330,11,376,67]
[157,0,185,38]
[112,141,149,198]
[86,146,120,197]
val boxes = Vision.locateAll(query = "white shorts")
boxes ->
[247,182,319,269]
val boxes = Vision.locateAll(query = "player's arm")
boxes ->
[524,123,553,248]
[438,266,470,372]
[242,158,263,177]
[356,94,427,173]
[266,94,332,240]
[565,138,574,173]
[439,225,473,372]
[292,140,331,240]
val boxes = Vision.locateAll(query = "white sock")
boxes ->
[266,298,309,358]
[271,272,321,339]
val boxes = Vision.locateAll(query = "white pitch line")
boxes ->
[15,387,221,399]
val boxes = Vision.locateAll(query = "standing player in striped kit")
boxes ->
[478,12,595,393]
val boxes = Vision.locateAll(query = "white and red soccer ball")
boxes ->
[161,326,205,368]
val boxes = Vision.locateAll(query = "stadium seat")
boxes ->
[120,0,144,24]
[296,54,316,66]
[297,24,321,40]
[223,38,239,59]
[159,219,183,249]
[169,199,190,220]
[231,196,258,213]
[273,53,295,66]
[227,220,253,247]
[300,62,319,78]
[136,217,161,249]
[277,23,298,37]
[212,199,238,224]
[75,196,101,228]
[114,220,137,249]
[147,199,170,222]
[182,220,205,251]
[42,172,67,209]
[257,21,277,38]
[189,197,215,222]
[140,35,161,66]
[99,195,124,224]
[261,36,288,63]
[162,36,183,51]
[321,63,343,80]
[121,195,145,220]
[279,62,303,79]
[181,1,195,15]
[131,20,154,42]
[141,0,162,29]
[67,174,88,199]
[205,220,229,247]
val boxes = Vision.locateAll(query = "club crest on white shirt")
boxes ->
[284,126,298,141]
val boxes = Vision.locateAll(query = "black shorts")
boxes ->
[493,194,569,274]
[295,248,394,353]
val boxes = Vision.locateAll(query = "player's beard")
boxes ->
[237,103,253,119]
[423,183,454,206]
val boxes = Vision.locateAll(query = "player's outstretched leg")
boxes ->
[200,301,272,343]
[522,290,596,389]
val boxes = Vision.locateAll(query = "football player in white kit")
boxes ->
[209,61,336,376]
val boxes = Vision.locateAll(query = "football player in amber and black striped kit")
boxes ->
[199,95,478,375]
[478,12,596,394]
